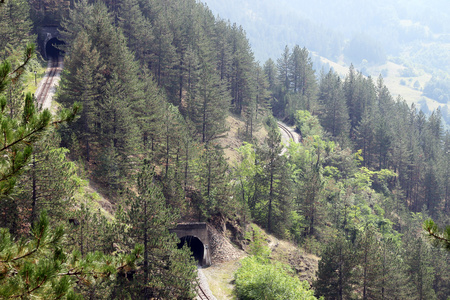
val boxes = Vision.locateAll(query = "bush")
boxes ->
[234,256,318,300]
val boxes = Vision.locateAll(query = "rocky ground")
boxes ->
[202,222,319,299]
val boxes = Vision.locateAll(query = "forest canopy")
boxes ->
[0,0,449,299]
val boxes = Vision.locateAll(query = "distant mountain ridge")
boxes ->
[202,0,450,126]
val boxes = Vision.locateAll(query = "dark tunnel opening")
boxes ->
[45,37,65,59]
[178,236,204,264]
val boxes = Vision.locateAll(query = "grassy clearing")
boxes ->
[23,59,47,95]
[202,258,244,300]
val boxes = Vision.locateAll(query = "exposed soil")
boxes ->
[217,115,268,164]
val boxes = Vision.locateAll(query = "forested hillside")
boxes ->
[203,0,450,128]
[0,0,450,299]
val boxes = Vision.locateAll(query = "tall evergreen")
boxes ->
[116,165,197,299]
[318,69,350,141]
[314,234,358,300]
[257,123,292,236]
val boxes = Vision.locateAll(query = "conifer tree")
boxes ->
[118,0,154,63]
[257,123,292,236]
[318,69,350,141]
[314,234,358,300]
[58,30,102,162]
[277,46,290,92]
[197,145,233,219]
[60,0,145,181]
[215,19,232,81]
[344,65,364,136]
[355,225,383,300]
[0,211,141,299]
[288,45,318,113]
[378,237,414,299]
[229,24,255,115]
[189,60,229,144]
[263,58,278,91]
[15,131,79,226]
[405,235,437,300]
[244,64,269,140]
[0,0,33,60]
[116,164,197,299]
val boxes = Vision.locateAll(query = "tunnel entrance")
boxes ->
[178,236,204,264]
[45,37,65,59]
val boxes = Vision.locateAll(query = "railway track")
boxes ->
[197,283,211,300]
[277,121,295,142]
[35,56,61,109]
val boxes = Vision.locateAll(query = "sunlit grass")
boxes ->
[23,59,47,95]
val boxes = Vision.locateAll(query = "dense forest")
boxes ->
[0,0,450,299]
[203,0,450,128]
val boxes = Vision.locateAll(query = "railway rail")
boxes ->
[197,283,211,300]
[35,56,62,109]
[277,121,295,142]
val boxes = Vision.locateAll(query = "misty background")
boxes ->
[202,0,450,126]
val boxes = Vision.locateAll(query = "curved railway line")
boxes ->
[277,121,296,142]
[35,56,62,109]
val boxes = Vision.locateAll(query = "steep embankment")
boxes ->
[202,224,319,299]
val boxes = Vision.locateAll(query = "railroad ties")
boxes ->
[35,56,62,110]
[277,121,295,142]
[197,283,211,300]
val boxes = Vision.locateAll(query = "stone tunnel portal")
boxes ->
[170,222,211,267]
[45,37,65,59]
[178,236,204,264]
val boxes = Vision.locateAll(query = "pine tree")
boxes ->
[264,58,278,91]
[0,0,33,60]
[244,64,269,140]
[355,225,383,300]
[277,46,290,92]
[118,0,154,63]
[378,237,414,299]
[58,30,102,162]
[405,236,437,300]
[288,45,318,113]
[0,211,140,299]
[257,123,292,236]
[229,24,255,115]
[197,145,233,219]
[314,234,358,300]
[0,44,79,195]
[116,164,197,299]
[60,1,145,181]
[318,69,350,141]
[15,131,79,226]
[188,59,229,144]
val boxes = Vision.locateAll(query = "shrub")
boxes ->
[234,256,318,300]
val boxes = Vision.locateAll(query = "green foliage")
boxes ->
[294,110,322,138]
[423,219,450,251]
[234,256,318,300]
[115,165,197,299]
[0,211,140,299]
[244,224,271,258]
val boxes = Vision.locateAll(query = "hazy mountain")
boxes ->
[202,0,450,125]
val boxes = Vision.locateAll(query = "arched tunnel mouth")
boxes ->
[46,37,65,59]
[178,236,204,264]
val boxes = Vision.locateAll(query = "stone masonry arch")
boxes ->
[170,222,211,267]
